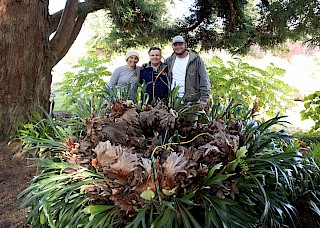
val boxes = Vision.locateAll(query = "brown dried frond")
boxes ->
[92,140,117,168]
[162,152,188,179]
[109,148,138,173]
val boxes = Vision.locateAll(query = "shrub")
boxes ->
[54,51,111,110]
[206,56,298,117]
[300,91,320,131]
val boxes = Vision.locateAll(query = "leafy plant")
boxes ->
[300,91,320,131]
[54,51,111,110]
[17,159,111,227]
[61,95,107,137]
[206,56,298,117]
[292,131,320,165]
[14,107,69,157]
[198,96,252,124]
[17,94,320,227]
[101,83,132,105]
[15,94,110,158]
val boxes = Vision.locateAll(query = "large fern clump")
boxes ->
[18,99,320,227]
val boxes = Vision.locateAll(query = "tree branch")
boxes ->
[49,0,78,66]
[49,10,63,34]
[48,1,107,36]
[225,0,237,33]
[53,14,88,66]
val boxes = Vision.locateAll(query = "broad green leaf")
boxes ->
[225,159,240,173]
[83,205,114,216]
[205,163,223,180]
[203,171,235,186]
[179,191,196,205]
[125,205,149,228]
[40,210,45,225]
[236,146,248,159]
[162,187,177,196]
[140,189,155,200]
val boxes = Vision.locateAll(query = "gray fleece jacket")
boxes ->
[165,49,211,103]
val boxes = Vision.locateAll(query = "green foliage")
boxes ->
[18,99,320,227]
[243,114,292,157]
[206,56,298,117]
[309,143,320,165]
[86,0,171,52]
[238,116,320,226]
[101,83,132,105]
[81,0,320,54]
[183,0,320,52]
[63,95,107,136]
[15,95,109,157]
[17,159,110,227]
[15,107,69,157]
[54,51,111,109]
[300,91,320,131]
[199,96,252,124]
[135,82,151,110]
[15,96,109,158]
[292,131,320,165]
[168,85,186,111]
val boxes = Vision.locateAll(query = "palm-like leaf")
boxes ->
[102,83,131,105]
[16,107,70,157]
[244,114,292,157]
[17,158,109,227]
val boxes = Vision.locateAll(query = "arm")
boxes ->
[128,66,140,102]
[108,67,120,88]
[198,58,211,103]
[139,65,145,85]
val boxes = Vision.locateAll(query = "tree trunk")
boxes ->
[0,0,52,141]
[0,0,125,142]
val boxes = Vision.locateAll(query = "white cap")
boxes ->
[172,35,186,44]
[125,50,139,61]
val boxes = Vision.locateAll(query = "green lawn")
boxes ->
[52,95,66,111]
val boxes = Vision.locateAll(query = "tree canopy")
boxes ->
[83,0,320,54]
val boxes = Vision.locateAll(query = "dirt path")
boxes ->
[0,142,37,228]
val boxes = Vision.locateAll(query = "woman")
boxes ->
[140,46,168,104]
[108,50,140,101]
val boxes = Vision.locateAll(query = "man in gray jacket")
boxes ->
[165,35,211,105]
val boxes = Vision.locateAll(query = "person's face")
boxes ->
[127,55,139,67]
[149,49,161,66]
[172,42,187,55]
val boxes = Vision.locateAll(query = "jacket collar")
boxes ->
[145,61,165,70]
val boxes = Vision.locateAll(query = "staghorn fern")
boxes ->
[18,100,320,227]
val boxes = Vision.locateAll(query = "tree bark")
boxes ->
[0,0,51,141]
[0,0,108,141]
[0,0,166,141]
[50,0,78,67]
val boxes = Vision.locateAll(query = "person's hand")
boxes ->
[141,63,147,70]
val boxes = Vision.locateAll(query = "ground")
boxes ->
[0,142,37,228]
